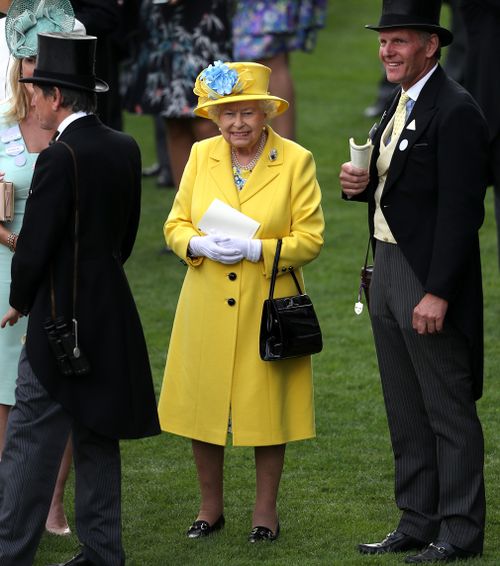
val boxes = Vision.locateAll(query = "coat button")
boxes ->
[227,298,236,306]
[281,267,287,272]
[228,272,237,281]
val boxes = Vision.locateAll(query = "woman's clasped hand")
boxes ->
[189,232,262,264]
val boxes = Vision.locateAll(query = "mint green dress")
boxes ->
[0,103,39,405]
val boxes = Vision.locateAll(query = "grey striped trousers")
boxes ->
[369,241,485,553]
[0,346,125,566]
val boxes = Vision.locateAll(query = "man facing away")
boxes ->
[0,32,160,566]
[340,0,488,563]
[461,0,500,271]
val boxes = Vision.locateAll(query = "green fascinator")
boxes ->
[6,0,75,59]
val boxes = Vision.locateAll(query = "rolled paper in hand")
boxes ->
[349,137,373,170]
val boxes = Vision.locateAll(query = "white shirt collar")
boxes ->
[56,111,90,139]
[403,63,438,102]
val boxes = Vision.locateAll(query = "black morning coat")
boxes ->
[10,115,161,440]
[349,65,489,400]
[461,1,500,152]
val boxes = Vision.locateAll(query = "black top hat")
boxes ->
[20,32,109,92]
[365,0,453,47]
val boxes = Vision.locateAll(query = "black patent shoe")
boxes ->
[47,551,95,565]
[405,542,479,563]
[248,523,280,543]
[359,530,427,554]
[186,514,225,538]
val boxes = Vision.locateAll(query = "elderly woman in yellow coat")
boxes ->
[158,60,324,542]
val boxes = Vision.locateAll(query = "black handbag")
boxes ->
[259,239,322,361]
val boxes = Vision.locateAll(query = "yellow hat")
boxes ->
[193,61,289,119]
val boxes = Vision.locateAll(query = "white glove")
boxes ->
[218,236,262,263]
[188,234,244,264]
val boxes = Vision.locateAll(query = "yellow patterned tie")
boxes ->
[392,92,410,140]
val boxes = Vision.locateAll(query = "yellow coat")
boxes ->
[158,127,324,446]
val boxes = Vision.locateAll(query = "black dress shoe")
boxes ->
[248,523,280,543]
[186,514,225,538]
[405,542,479,563]
[47,551,95,565]
[359,530,427,554]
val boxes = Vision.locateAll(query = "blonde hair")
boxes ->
[4,59,31,122]
[207,99,279,124]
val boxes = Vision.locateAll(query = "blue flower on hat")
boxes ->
[200,61,239,99]
[193,61,257,113]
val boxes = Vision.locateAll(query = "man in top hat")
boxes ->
[0,32,160,566]
[340,0,488,562]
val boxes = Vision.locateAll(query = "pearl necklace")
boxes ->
[231,131,267,172]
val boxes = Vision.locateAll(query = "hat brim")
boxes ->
[194,94,289,119]
[365,24,453,47]
[20,75,109,93]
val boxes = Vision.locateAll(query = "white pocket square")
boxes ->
[406,119,416,131]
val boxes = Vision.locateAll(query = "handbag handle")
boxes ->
[49,141,80,330]
[363,235,373,270]
[268,239,303,300]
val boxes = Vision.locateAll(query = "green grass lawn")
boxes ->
[34,1,500,564]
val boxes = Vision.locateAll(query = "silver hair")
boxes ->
[207,99,279,123]
[417,30,442,59]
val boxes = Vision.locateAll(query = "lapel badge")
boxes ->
[406,119,416,131]
[14,154,27,167]
[269,148,278,161]
[6,141,25,157]
[399,139,409,151]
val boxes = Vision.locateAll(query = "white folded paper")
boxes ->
[349,137,373,170]
[198,198,260,239]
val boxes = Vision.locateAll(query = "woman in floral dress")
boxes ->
[122,0,232,188]
[232,0,327,140]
